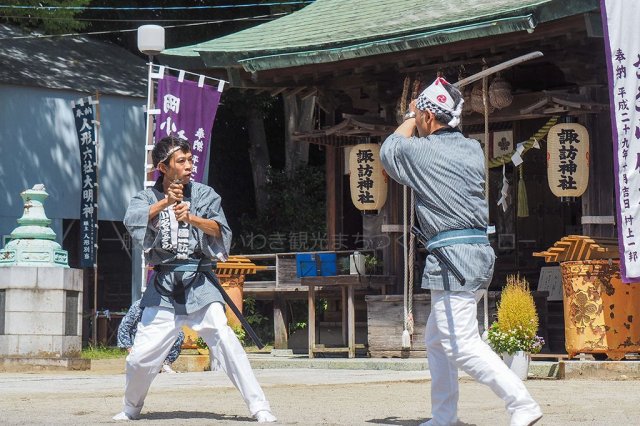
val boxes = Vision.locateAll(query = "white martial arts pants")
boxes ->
[120,302,271,418]
[425,290,540,426]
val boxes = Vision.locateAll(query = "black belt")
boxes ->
[153,258,264,349]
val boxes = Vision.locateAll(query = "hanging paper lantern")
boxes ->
[348,143,388,211]
[547,122,590,197]
[471,82,495,114]
[489,76,513,109]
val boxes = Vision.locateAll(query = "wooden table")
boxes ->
[299,275,393,358]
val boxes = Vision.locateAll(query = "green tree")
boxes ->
[238,165,326,253]
[0,1,90,34]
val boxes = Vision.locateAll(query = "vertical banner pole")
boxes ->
[142,58,155,296]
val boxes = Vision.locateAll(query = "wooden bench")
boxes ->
[238,252,385,351]
[300,275,393,358]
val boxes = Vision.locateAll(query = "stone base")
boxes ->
[270,349,294,357]
[0,356,90,372]
[559,360,640,380]
[369,349,426,359]
[172,354,211,372]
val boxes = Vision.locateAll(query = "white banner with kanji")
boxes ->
[602,0,640,282]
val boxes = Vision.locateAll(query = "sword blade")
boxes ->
[454,51,543,89]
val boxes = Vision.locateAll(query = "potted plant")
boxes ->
[364,254,380,275]
[487,274,544,380]
[195,336,209,355]
[195,325,247,355]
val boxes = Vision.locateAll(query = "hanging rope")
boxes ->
[488,116,558,168]
[407,188,415,336]
[482,62,490,202]
[405,78,421,344]
[398,76,411,349]
[397,76,421,349]
[402,184,410,348]
[399,76,410,118]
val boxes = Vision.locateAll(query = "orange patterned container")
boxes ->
[219,275,244,328]
[561,260,640,360]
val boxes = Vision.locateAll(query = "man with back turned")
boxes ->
[380,77,542,426]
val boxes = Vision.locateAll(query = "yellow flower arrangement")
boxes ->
[487,274,544,355]
[497,274,539,336]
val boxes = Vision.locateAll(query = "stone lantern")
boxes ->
[0,184,68,267]
[0,185,86,371]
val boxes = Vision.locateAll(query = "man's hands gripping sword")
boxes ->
[168,178,190,223]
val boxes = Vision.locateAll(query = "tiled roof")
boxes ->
[163,0,598,71]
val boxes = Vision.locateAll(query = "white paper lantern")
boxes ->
[348,143,388,211]
[137,25,165,56]
[547,123,590,197]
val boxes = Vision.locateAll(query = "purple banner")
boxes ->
[601,0,640,282]
[154,75,221,183]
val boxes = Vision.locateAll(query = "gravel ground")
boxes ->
[0,369,637,425]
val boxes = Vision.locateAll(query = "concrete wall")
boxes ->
[0,84,145,246]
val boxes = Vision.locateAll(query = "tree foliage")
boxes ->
[0,1,309,45]
[0,1,90,34]
[238,165,326,253]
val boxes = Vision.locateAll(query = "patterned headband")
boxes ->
[416,77,464,127]
[157,145,183,166]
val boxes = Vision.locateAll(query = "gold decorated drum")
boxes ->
[561,260,640,360]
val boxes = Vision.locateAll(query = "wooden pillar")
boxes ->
[326,146,338,249]
[308,284,316,359]
[347,284,355,358]
[581,89,616,238]
[325,109,342,250]
[381,179,404,294]
[273,294,289,350]
[341,286,348,345]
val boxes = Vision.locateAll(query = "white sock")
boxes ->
[112,412,138,421]
[255,410,277,423]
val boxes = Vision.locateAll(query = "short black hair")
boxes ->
[152,136,191,172]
